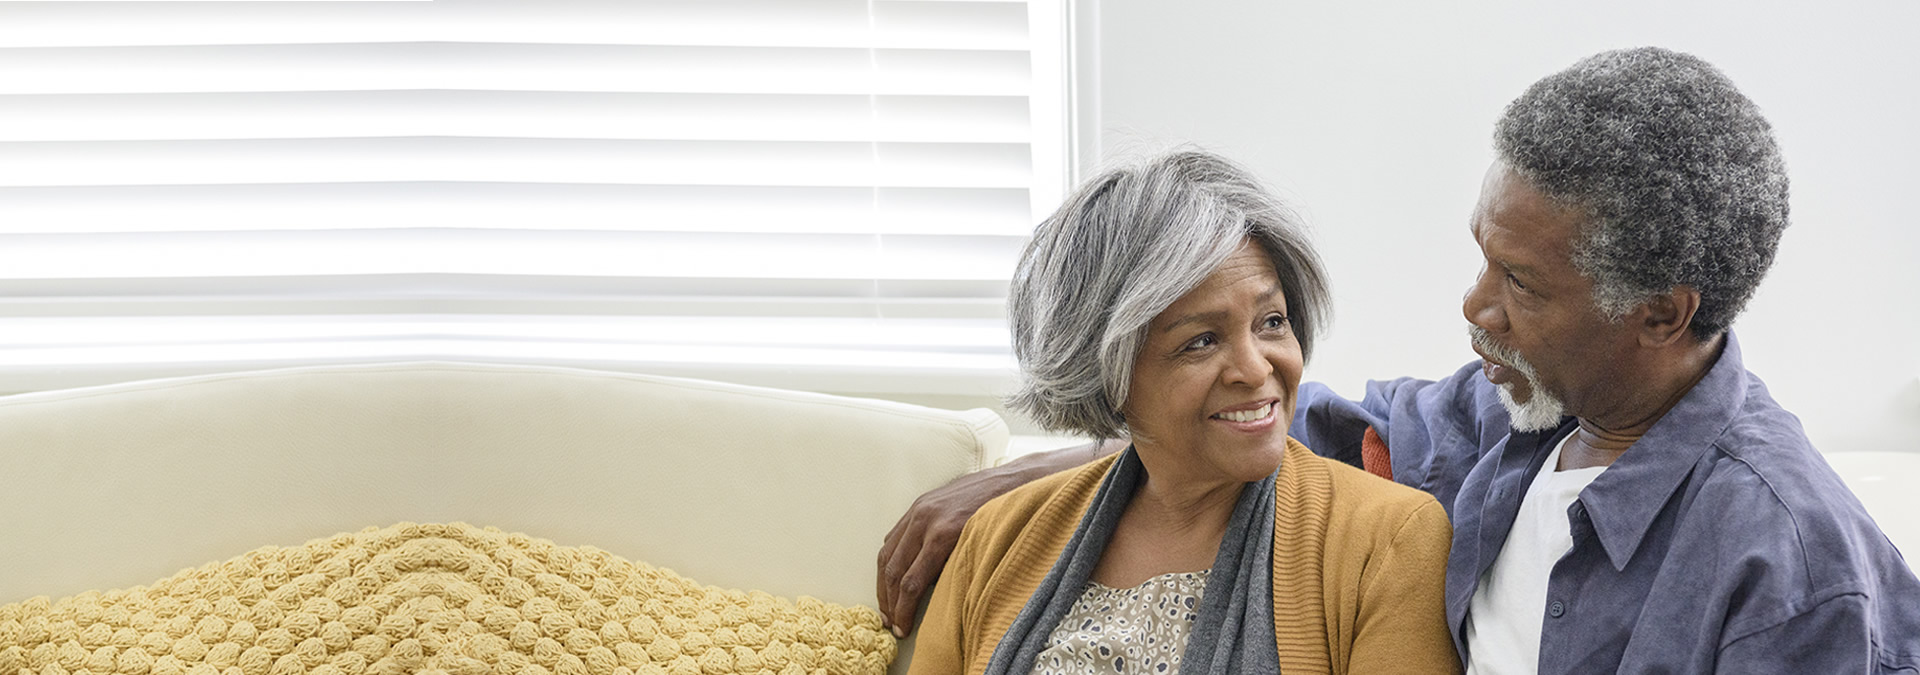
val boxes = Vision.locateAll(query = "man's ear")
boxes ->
[1637,286,1701,347]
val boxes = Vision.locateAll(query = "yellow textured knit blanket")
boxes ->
[0,523,895,675]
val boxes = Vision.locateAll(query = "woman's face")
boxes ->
[1122,240,1302,487]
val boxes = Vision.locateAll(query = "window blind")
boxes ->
[0,0,1071,395]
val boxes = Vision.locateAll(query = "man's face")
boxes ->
[1462,162,1637,428]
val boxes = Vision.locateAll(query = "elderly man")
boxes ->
[877,47,1920,672]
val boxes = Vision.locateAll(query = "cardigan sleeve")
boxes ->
[1347,498,1462,674]
[906,518,981,675]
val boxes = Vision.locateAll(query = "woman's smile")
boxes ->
[1211,400,1278,427]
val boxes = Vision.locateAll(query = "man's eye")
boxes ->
[1506,273,1528,292]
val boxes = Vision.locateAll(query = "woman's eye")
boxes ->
[1263,314,1290,330]
[1182,334,1217,351]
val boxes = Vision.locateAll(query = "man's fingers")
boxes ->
[886,541,939,637]
[879,505,911,559]
[887,574,919,638]
[876,520,902,619]
[878,513,928,634]
[875,555,894,634]
[888,526,964,637]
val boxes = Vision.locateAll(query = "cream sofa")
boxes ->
[0,361,1009,675]
[7,361,1912,675]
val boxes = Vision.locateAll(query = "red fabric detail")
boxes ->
[1361,426,1393,481]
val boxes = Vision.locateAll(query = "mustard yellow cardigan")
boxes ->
[908,438,1460,675]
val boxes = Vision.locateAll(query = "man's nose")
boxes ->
[1463,268,1507,333]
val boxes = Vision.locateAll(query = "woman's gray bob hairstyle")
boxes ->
[1005,149,1330,439]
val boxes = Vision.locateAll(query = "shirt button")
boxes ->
[1548,600,1565,618]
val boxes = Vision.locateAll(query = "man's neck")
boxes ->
[1558,334,1725,471]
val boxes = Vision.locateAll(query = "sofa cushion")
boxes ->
[0,522,895,675]
[0,361,1007,615]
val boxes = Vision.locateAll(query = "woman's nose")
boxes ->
[1222,337,1274,386]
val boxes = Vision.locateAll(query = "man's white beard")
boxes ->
[1493,378,1566,432]
[1469,326,1568,432]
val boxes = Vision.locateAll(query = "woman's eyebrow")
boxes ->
[1158,283,1285,334]
[1161,311,1226,334]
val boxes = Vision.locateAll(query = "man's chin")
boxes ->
[1496,382,1566,432]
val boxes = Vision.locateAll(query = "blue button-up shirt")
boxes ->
[1291,334,1920,673]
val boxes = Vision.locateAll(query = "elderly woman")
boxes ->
[906,150,1456,675]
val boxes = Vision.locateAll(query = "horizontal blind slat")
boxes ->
[0,274,1010,320]
[0,184,1034,236]
[0,92,1031,143]
[0,274,1009,303]
[0,138,1033,188]
[0,44,1030,96]
[0,315,1012,352]
[0,1,1027,50]
[0,230,1029,281]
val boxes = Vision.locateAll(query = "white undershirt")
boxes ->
[1464,434,1605,675]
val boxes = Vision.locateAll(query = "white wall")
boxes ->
[1090,0,1920,453]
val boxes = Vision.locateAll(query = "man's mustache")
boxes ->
[1468,325,1525,369]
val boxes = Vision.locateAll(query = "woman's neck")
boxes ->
[1133,474,1244,533]
[1090,474,1242,588]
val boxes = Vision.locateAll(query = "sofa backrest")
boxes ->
[0,361,1007,626]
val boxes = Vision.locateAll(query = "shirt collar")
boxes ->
[1576,332,1749,571]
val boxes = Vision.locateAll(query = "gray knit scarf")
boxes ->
[981,446,1281,675]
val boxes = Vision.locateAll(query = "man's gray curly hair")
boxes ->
[1496,47,1790,338]
[1004,150,1330,440]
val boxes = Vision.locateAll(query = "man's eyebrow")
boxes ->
[1158,282,1286,333]
[1474,225,1536,278]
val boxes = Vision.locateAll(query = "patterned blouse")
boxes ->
[1030,570,1209,675]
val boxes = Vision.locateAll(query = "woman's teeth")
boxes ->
[1215,402,1273,422]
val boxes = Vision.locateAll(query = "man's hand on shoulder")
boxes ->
[875,439,1121,636]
